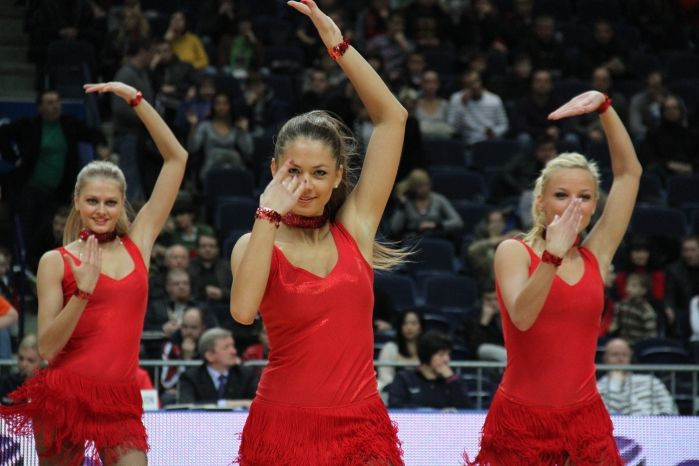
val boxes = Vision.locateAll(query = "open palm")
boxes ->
[548,90,606,120]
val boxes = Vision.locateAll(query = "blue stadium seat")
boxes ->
[423,138,466,168]
[586,140,611,169]
[252,16,292,46]
[629,52,662,80]
[634,338,691,364]
[431,170,488,202]
[423,48,458,75]
[424,275,478,310]
[204,168,255,205]
[453,201,490,236]
[374,272,419,310]
[264,46,305,74]
[630,204,687,240]
[222,229,250,259]
[422,313,452,335]
[554,78,589,103]
[404,237,457,275]
[470,139,521,171]
[663,51,699,81]
[666,175,699,207]
[215,197,258,240]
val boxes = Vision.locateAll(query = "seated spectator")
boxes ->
[641,95,697,183]
[389,169,463,242]
[178,328,258,406]
[512,69,579,152]
[0,334,42,403]
[194,0,236,47]
[387,330,470,409]
[579,67,629,141]
[518,14,566,77]
[377,310,424,395]
[490,52,532,106]
[467,208,520,289]
[394,50,427,92]
[188,91,254,181]
[298,68,334,114]
[689,296,699,362]
[403,0,452,49]
[629,70,669,141]
[164,11,209,70]
[447,70,509,146]
[175,76,216,138]
[0,295,18,360]
[149,243,191,303]
[579,19,628,79]
[614,236,665,303]
[169,200,215,256]
[414,70,454,138]
[597,338,678,415]
[366,11,414,85]
[461,284,505,362]
[242,71,289,137]
[146,269,211,339]
[100,3,150,81]
[28,204,70,273]
[217,15,263,78]
[188,233,231,304]
[150,39,200,127]
[665,235,699,339]
[493,134,556,205]
[160,307,207,405]
[608,273,659,345]
[394,87,426,182]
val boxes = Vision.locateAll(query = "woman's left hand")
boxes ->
[84,82,139,103]
[548,90,606,120]
[287,0,342,49]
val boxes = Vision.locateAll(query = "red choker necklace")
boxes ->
[281,212,329,229]
[79,229,118,243]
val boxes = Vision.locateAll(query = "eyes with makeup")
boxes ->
[86,197,119,207]
[554,192,593,201]
[287,167,328,178]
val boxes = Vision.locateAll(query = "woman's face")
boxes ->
[212,94,231,119]
[75,178,124,234]
[401,312,422,341]
[272,138,343,217]
[536,168,597,232]
[170,12,186,34]
[630,248,649,266]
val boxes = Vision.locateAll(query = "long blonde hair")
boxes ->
[63,161,133,245]
[523,152,601,245]
[273,110,410,270]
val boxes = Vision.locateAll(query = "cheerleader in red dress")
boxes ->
[468,92,642,465]
[0,82,187,465]
[230,2,407,464]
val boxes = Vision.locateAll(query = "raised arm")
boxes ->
[84,83,188,263]
[36,238,101,361]
[549,91,642,272]
[288,1,408,245]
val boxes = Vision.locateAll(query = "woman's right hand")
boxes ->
[64,236,102,294]
[287,0,343,50]
[544,198,582,257]
[259,159,306,215]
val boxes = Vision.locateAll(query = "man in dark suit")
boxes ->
[178,328,258,407]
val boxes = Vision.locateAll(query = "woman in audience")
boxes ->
[230,1,407,464]
[377,309,424,396]
[0,82,187,465]
[468,90,641,465]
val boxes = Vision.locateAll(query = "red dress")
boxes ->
[469,240,622,466]
[0,236,149,464]
[236,222,403,466]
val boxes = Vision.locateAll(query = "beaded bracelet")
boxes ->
[596,94,612,114]
[73,288,92,301]
[255,207,281,228]
[129,91,143,107]
[541,250,563,267]
[328,37,350,60]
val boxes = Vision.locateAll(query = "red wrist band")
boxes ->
[129,91,143,107]
[541,250,563,267]
[255,207,281,228]
[73,288,92,301]
[596,94,612,114]
[328,37,350,60]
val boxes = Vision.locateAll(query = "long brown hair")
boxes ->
[63,161,134,245]
[273,110,410,270]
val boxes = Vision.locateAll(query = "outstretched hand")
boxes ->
[548,90,606,120]
[64,235,102,294]
[544,198,582,257]
[260,159,306,215]
[287,0,342,49]
[84,82,139,103]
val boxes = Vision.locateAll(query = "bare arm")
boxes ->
[84,82,188,264]
[549,91,642,274]
[288,1,408,255]
[37,237,101,361]
[230,160,305,324]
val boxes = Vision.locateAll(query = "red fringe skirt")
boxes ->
[0,368,148,465]
[466,389,623,466]
[236,393,404,466]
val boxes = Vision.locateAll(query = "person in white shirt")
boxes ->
[447,70,509,145]
[597,337,678,416]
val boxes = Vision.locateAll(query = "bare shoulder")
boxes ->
[494,238,531,272]
[38,249,65,281]
[231,233,252,263]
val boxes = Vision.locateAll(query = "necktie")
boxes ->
[217,373,228,400]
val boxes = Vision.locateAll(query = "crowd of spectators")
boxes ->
[1,0,699,412]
